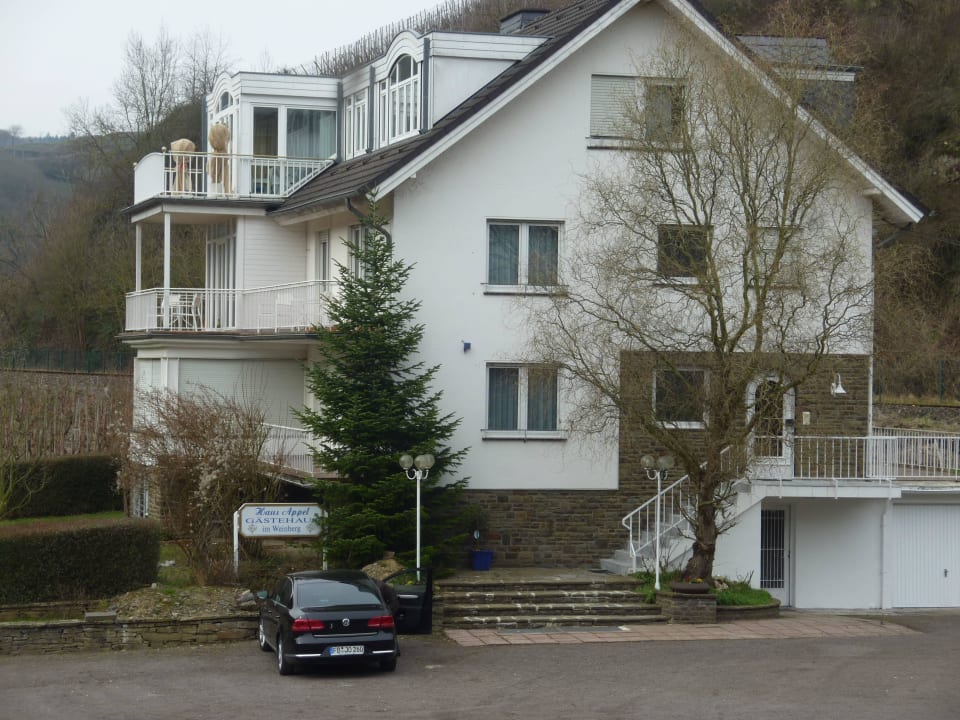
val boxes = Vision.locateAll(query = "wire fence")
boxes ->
[0,349,134,375]
[874,357,960,404]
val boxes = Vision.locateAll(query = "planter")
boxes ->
[469,549,494,571]
[670,581,711,595]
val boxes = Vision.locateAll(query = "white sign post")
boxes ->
[233,503,323,577]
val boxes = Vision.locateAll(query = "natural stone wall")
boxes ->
[0,612,257,656]
[717,602,780,622]
[657,591,717,623]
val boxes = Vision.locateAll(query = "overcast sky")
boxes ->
[0,0,439,137]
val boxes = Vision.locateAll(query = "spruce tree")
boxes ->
[299,199,473,569]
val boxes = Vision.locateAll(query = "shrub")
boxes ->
[7,455,122,519]
[0,517,160,603]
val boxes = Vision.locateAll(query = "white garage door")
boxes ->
[891,504,960,607]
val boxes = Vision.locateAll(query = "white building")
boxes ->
[123,0,960,609]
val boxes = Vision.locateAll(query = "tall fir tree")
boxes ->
[299,198,474,569]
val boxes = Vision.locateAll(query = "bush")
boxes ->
[714,581,774,606]
[7,455,122,519]
[0,517,160,603]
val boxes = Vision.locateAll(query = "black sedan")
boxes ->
[257,570,400,674]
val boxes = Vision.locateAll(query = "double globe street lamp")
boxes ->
[399,453,435,580]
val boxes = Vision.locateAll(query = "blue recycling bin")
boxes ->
[470,549,494,571]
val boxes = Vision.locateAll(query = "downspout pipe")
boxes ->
[345,196,392,243]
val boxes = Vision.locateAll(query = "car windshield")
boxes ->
[297,580,382,610]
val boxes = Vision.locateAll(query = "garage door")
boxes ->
[891,504,960,607]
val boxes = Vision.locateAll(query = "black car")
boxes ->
[257,570,401,674]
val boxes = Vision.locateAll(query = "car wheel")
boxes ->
[277,634,295,675]
[258,618,271,652]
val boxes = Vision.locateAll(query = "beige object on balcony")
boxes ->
[207,123,232,195]
[169,138,196,193]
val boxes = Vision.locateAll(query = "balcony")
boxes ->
[133,150,334,204]
[124,280,337,333]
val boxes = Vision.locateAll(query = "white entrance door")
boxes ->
[749,378,795,480]
[760,506,791,605]
[891,504,960,607]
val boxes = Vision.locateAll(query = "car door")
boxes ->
[384,568,433,634]
[261,577,292,642]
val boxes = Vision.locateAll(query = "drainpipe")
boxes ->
[345,197,391,242]
[421,37,431,133]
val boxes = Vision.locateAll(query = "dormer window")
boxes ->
[219,92,232,112]
[379,54,420,144]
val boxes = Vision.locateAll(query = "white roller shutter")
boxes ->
[179,359,305,425]
[891,504,960,607]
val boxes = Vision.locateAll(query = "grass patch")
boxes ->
[631,571,774,606]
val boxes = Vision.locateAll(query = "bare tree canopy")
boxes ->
[524,29,877,580]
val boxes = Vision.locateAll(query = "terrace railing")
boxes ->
[133,151,334,204]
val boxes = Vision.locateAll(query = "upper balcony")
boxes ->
[133,150,333,206]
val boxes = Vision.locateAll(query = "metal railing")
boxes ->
[262,423,315,477]
[133,151,334,204]
[125,281,337,333]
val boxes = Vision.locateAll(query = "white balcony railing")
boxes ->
[133,151,334,204]
[790,432,960,481]
[262,424,315,477]
[124,281,337,333]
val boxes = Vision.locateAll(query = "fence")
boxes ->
[0,349,134,375]
[874,357,960,403]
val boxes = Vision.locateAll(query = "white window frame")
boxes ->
[483,364,564,440]
[316,230,330,284]
[654,367,708,429]
[484,220,562,294]
[378,55,420,146]
[349,225,367,279]
[644,79,685,144]
[657,224,709,281]
[345,90,368,158]
[588,75,685,146]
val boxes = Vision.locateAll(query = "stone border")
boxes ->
[717,601,781,622]
[656,590,717,624]
[0,611,258,655]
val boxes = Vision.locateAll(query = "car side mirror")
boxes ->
[256,590,268,601]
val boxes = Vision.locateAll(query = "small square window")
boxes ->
[486,365,560,437]
[655,368,706,426]
[487,222,560,290]
[645,82,685,143]
[658,224,709,278]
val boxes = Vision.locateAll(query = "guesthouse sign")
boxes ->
[237,503,323,538]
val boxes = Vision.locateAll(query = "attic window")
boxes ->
[379,54,420,144]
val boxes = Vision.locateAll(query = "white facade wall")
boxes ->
[240,217,308,289]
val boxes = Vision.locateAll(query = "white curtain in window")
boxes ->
[287,109,336,159]
[488,367,519,430]
[488,224,519,284]
[528,225,559,285]
[527,367,558,431]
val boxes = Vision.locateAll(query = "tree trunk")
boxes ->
[683,493,719,581]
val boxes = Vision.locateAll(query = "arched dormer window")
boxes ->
[219,92,232,112]
[378,54,420,144]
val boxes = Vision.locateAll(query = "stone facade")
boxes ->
[657,591,718,623]
[0,612,257,656]
[463,353,872,568]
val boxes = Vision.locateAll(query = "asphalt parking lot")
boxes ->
[2,611,959,720]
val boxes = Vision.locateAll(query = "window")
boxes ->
[316,230,330,283]
[590,75,634,137]
[756,227,801,287]
[655,367,706,427]
[589,76,684,142]
[486,365,560,437]
[487,222,560,289]
[218,92,232,112]
[349,225,365,278]
[253,107,279,156]
[658,224,708,278]
[378,54,420,145]
[345,91,368,157]
[645,81,684,143]
[286,109,336,159]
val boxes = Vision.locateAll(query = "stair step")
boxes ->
[440,589,642,603]
[443,614,667,629]
[443,602,659,616]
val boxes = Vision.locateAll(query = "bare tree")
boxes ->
[523,30,877,580]
[113,26,182,134]
[181,29,234,103]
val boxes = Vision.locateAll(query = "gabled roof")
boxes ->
[272,0,923,226]
[271,0,618,218]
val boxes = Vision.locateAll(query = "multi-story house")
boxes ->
[123,0,958,610]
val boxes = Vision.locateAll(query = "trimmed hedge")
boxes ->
[7,455,122,519]
[0,517,160,603]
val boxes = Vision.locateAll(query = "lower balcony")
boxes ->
[124,280,337,333]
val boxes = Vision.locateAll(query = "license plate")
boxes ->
[329,645,365,656]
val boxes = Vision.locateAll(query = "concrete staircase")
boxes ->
[435,572,664,630]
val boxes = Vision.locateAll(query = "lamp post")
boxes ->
[641,453,674,592]
[399,452,434,580]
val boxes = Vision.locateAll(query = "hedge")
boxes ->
[6,455,123,519]
[0,517,160,603]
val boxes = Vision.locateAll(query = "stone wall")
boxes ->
[657,591,717,623]
[0,612,257,656]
